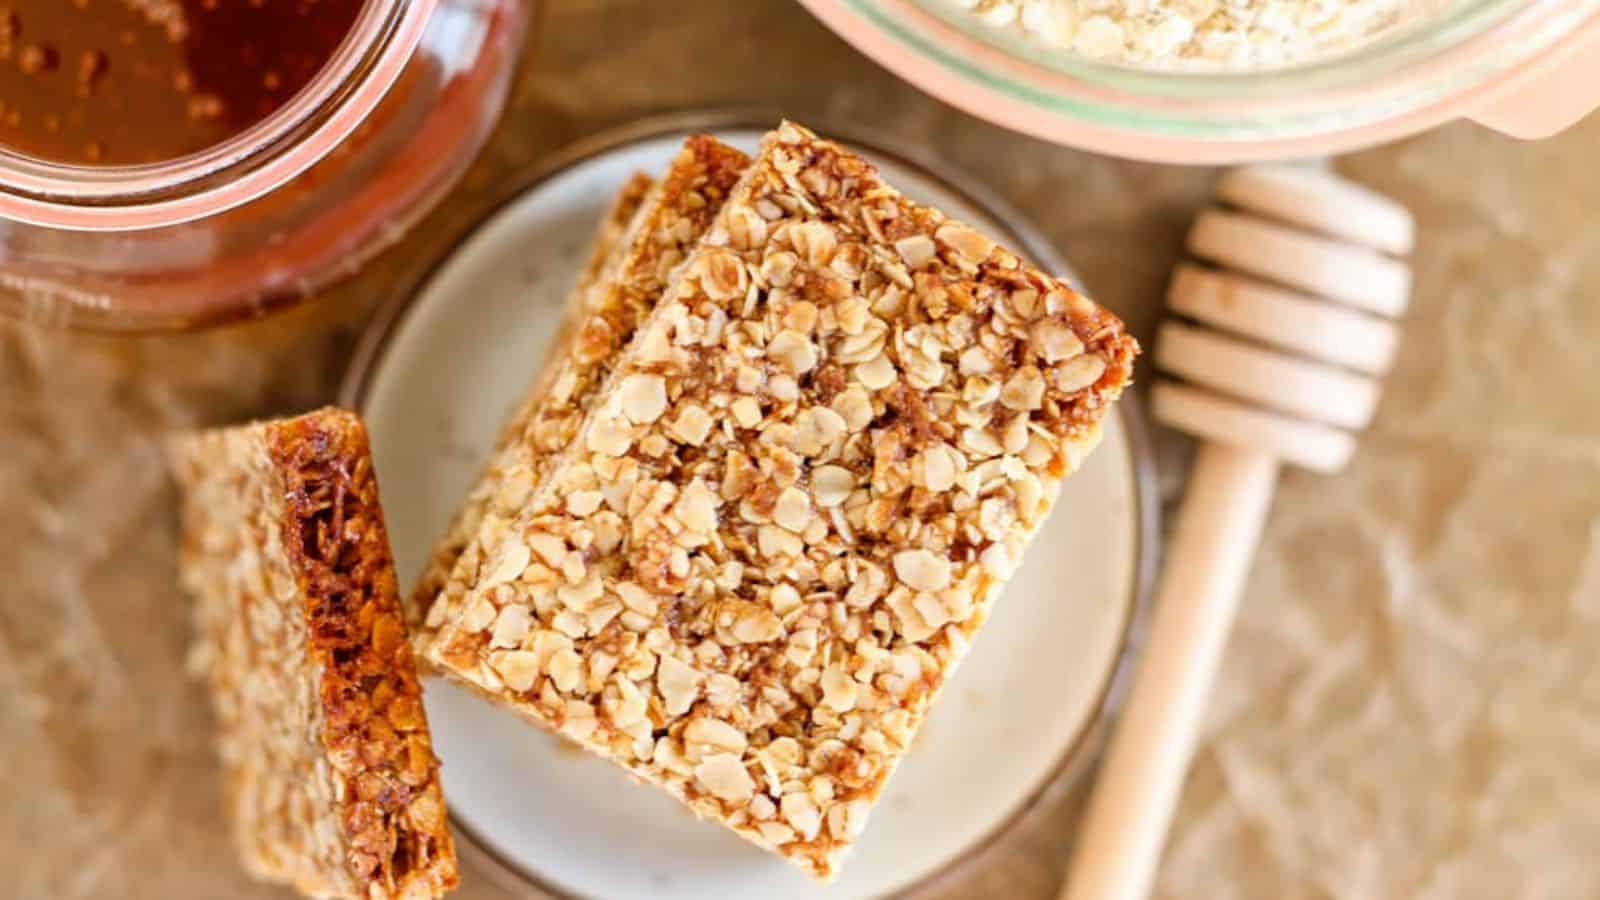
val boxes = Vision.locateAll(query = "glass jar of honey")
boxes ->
[0,0,534,330]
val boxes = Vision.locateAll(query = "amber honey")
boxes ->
[0,0,364,165]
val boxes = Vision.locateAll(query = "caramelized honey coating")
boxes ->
[172,408,458,900]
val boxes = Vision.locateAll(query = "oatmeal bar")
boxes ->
[408,138,749,650]
[405,171,658,642]
[172,409,457,900]
[426,122,1139,879]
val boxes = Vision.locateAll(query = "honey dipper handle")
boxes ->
[1062,442,1280,900]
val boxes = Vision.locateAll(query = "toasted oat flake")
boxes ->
[425,123,1137,881]
[171,409,457,900]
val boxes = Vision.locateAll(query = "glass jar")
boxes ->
[0,0,535,331]
[799,0,1600,162]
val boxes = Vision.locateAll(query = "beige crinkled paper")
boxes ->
[3,39,1600,894]
[1151,125,1600,900]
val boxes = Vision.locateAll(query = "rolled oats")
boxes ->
[696,753,758,803]
[170,409,457,900]
[952,0,1443,68]
[426,123,1137,880]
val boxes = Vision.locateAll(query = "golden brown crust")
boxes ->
[266,411,458,900]
[424,123,1138,879]
[409,137,751,649]
[173,408,457,900]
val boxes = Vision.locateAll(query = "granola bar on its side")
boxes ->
[408,137,750,651]
[173,408,457,900]
[425,122,1138,879]
[404,171,656,642]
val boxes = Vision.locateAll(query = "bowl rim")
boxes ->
[339,109,1161,899]
[797,0,1600,162]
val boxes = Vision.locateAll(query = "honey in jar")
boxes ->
[0,0,365,166]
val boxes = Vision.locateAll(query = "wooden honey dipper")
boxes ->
[1062,166,1415,900]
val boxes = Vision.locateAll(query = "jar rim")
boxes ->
[908,0,1544,90]
[0,0,438,231]
[803,0,1600,157]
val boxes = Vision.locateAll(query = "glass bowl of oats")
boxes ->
[798,0,1600,162]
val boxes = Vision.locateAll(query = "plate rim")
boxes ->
[338,108,1159,900]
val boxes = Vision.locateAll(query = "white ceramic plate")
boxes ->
[345,117,1153,900]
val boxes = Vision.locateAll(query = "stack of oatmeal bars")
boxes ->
[171,121,1137,896]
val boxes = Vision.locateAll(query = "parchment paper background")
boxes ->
[3,2,1598,898]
